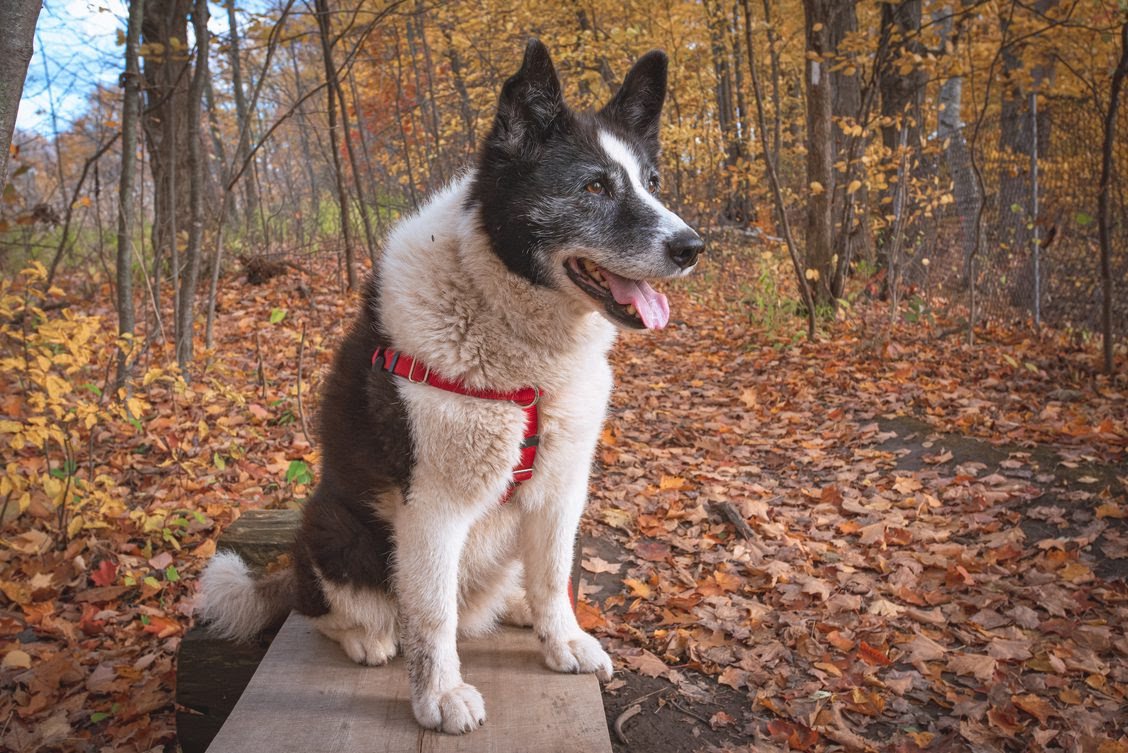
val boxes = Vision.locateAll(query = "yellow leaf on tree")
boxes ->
[805,268,820,281]
[45,374,69,400]
[846,180,862,194]
[809,181,825,195]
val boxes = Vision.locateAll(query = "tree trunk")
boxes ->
[142,0,192,309]
[176,0,208,367]
[828,0,869,298]
[225,0,260,237]
[876,0,925,276]
[117,0,145,386]
[314,0,357,289]
[331,52,377,265]
[0,0,41,185]
[933,5,980,275]
[761,0,782,175]
[803,0,834,305]
[1099,20,1127,374]
[706,0,745,223]
[288,46,321,235]
[742,0,817,340]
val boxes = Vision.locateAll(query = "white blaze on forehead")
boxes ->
[598,131,689,233]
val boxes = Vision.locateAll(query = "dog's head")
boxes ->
[469,39,702,330]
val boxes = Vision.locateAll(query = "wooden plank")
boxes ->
[205,614,613,753]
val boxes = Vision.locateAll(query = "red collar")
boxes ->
[371,346,541,501]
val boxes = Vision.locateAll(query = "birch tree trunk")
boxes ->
[933,5,979,274]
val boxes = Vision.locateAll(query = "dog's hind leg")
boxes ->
[312,580,399,666]
[458,561,528,636]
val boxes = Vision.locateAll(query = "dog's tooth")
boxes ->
[626,304,637,315]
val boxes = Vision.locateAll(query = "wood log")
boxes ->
[177,509,300,753]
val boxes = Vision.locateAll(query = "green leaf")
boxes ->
[285,459,312,485]
[90,712,110,723]
[143,575,161,589]
[213,451,226,470]
[269,308,286,324]
[165,565,180,582]
[1075,211,1094,227]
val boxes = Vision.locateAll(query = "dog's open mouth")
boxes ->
[564,257,670,330]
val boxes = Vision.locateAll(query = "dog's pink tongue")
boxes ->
[603,270,670,329]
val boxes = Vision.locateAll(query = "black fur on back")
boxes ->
[292,273,413,616]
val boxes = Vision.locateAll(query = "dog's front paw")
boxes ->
[412,683,486,734]
[542,631,613,681]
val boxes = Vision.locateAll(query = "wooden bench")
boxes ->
[177,510,611,753]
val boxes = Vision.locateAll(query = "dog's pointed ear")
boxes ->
[492,39,565,150]
[600,51,668,146]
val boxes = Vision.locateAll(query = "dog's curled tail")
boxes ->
[197,551,295,641]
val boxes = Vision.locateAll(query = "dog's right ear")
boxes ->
[491,39,565,151]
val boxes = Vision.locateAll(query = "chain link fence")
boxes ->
[909,96,1127,339]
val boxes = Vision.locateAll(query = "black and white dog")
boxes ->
[198,39,702,734]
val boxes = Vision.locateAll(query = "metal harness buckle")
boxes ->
[517,386,541,409]
[407,360,431,384]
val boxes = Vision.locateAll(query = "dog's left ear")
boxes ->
[600,51,668,147]
[492,39,566,152]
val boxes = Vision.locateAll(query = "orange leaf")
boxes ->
[142,615,182,638]
[575,600,606,631]
[858,641,892,666]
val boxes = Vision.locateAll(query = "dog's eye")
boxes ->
[647,175,660,193]
[585,180,608,196]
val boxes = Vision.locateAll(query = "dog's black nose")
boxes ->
[666,229,704,269]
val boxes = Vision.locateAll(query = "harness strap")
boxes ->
[372,346,540,502]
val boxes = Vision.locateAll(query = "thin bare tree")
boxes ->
[116,0,145,386]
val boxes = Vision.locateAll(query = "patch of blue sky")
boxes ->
[15,0,253,137]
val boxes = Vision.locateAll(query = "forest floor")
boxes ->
[1,255,1126,753]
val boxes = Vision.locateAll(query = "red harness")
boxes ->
[371,346,576,609]
[371,346,541,502]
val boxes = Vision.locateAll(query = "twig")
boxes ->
[0,491,13,529]
[613,704,641,746]
[613,686,669,746]
[254,330,267,400]
[296,321,312,444]
[668,699,713,726]
[715,501,755,540]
